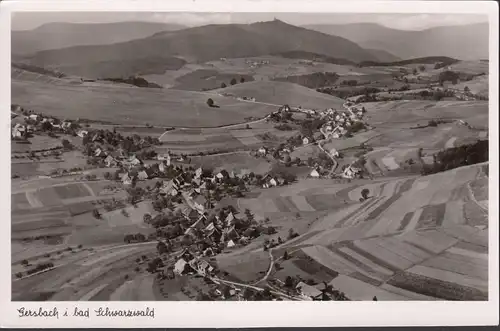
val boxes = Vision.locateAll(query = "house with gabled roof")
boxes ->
[121,173,133,185]
[296,282,322,300]
[195,167,203,179]
[77,130,89,138]
[174,258,188,275]
[137,170,149,181]
[104,155,118,167]
[225,212,235,226]
[310,169,320,178]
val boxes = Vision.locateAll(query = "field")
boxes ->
[362,100,489,128]
[206,56,396,80]
[189,152,273,175]
[12,79,276,127]
[222,162,489,300]
[172,69,255,91]
[212,81,345,110]
[158,119,298,153]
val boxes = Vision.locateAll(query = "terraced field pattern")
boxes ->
[233,163,489,300]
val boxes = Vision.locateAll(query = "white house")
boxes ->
[296,282,322,300]
[329,148,339,158]
[303,137,310,145]
[121,173,133,185]
[137,170,149,181]
[159,162,166,173]
[12,123,26,138]
[195,167,203,179]
[225,212,235,226]
[216,172,224,180]
[342,165,360,179]
[61,121,72,129]
[161,180,178,196]
[310,169,320,178]
[174,259,188,275]
[227,240,236,248]
[94,148,103,157]
[29,114,39,121]
[104,155,117,167]
[77,130,89,138]
[258,147,268,155]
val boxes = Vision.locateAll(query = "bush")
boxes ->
[206,98,215,107]
[92,209,101,219]
[422,140,488,175]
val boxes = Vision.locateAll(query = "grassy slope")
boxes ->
[11,79,276,127]
[213,80,345,109]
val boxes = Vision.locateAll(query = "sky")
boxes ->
[12,12,488,31]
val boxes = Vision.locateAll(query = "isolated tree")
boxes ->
[157,241,168,255]
[419,65,426,72]
[240,77,245,83]
[206,98,215,107]
[41,121,53,132]
[143,213,152,224]
[464,86,470,93]
[230,78,237,85]
[283,251,289,260]
[361,188,370,200]
[92,209,101,219]
[21,259,29,266]
[373,296,378,301]
[221,82,227,88]
[284,276,295,288]
[61,139,73,150]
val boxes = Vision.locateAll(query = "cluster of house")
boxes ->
[237,96,256,102]
[320,106,365,139]
[11,123,33,138]
[11,111,82,138]
[172,249,216,277]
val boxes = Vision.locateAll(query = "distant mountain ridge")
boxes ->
[303,22,489,60]
[20,20,380,78]
[12,21,186,55]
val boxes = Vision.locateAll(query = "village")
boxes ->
[11,99,372,301]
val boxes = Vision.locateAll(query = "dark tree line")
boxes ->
[422,140,488,175]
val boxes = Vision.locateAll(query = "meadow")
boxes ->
[12,80,276,127]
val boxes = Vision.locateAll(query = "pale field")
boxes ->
[211,80,345,110]
[12,80,276,127]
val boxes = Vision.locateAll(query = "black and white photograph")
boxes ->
[1,0,498,327]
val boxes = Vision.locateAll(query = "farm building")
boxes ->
[137,170,149,181]
[342,165,361,179]
[174,259,188,275]
[121,173,133,185]
[296,282,322,300]
[310,169,320,178]
[303,137,310,145]
[195,167,203,179]
[225,212,235,226]
[104,155,117,167]
[11,123,26,138]
[329,148,339,157]
[77,130,89,138]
